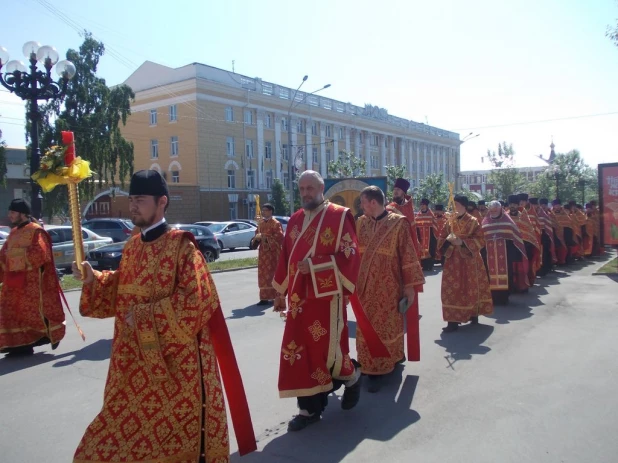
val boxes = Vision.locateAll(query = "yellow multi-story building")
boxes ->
[112,60,461,222]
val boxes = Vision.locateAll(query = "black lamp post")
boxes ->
[0,41,75,219]
[578,178,586,204]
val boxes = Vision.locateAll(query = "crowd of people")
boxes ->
[0,168,604,462]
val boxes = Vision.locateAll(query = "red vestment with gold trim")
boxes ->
[255,218,284,300]
[73,230,255,463]
[272,201,360,398]
[355,213,425,374]
[0,221,65,351]
[511,210,540,283]
[438,213,493,322]
[386,195,422,260]
[415,209,438,261]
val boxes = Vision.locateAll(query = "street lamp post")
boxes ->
[578,178,586,204]
[0,42,75,219]
[286,76,330,215]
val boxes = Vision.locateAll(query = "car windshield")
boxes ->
[207,223,227,232]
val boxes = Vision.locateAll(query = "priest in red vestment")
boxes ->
[434,205,448,264]
[72,170,255,463]
[0,199,65,356]
[356,186,425,393]
[416,198,438,270]
[483,200,529,306]
[510,195,540,287]
[532,198,556,276]
[438,195,493,332]
[253,203,284,305]
[552,199,577,265]
[386,177,422,259]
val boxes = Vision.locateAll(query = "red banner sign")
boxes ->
[599,163,618,246]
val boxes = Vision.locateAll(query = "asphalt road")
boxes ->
[1,254,617,463]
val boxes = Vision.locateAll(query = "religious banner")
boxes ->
[324,177,388,219]
[599,163,618,246]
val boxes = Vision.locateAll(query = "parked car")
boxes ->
[82,218,134,242]
[194,221,215,227]
[87,241,125,271]
[273,216,290,232]
[46,225,113,270]
[171,224,221,262]
[0,225,10,234]
[0,230,8,248]
[207,221,256,250]
[236,219,259,228]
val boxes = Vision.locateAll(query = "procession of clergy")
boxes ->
[0,168,603,462]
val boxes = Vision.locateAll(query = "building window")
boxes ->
[262,83,273,95]
[169,104,177,122]
[225,106,234,122]
[339,127,344,139]
[247,170,256,188]
[360,132,364,144]
[150,109,157,126]
[325,125,332,137]
[296,119,304,133]
[150,139,158,159]
[244,109,253,124]
[326,149,331,162]
[266,170,273,188]
[371,135,379,147]
[371,155,379,169]
[311,122,318,136]
[229,202,238,220]
[227,170,236,188]
[265,141,272,159]
[411,179,416,188]
[245,139,254,158]
[283,172,290,188]
[282,144,288,160]
[226,137,235,156]
[312,147,318,163]
[280,88,289,99]
[281,118,288,131]
[170,136,179,157]
[265,113,272,128]
[385,138,388,148]
[171,170,180,183]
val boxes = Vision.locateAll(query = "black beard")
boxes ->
[393,196,404,205]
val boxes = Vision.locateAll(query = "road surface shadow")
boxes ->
[227,303,273,320]
[232,366,420,463]
[0,338,112,375]
[434,323,493,369]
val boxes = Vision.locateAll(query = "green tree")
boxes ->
[416,173,449,206]
[327,151,366,178]
[608,1,618,47]
[270,178,288,216]
[35,32,135,221]
[385,164,408,201]
[531,150,598,203]
[0,131,7,187]
[487,142,525,200]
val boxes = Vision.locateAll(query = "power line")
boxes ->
[453,111,618,131]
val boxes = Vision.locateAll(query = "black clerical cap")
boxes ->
[420,198,430,205]
[529,197,539,205]
[454,195,468,207]
[508,195,519,205]
[518,193,529,202]
[540,198,549,205]
[8,198,31,215]
[129,170,169,198]
[434,204,444,211]
[478,200,486,206]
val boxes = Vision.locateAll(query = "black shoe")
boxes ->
[469,316,479,325]
[397,356,406,364]
[51,342,60,350]
[287,413,320,432]
[256,300,270,306]
[368,375,382,393]
[341,360,362,410]
[442,322,458,333]
[4,346,34,357]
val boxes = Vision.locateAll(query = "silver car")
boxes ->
[46,225,113,270]
[207,221,256,251]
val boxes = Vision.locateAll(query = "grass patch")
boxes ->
[597,257,618,274]
[208,257,258,272]
[60,275,83,291]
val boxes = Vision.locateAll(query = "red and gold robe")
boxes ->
[0,221,65,352]
[415,209,438,261]
[355,212,425,375]
[386,195,422,260]
[553,209,577,263]
[482,213,529,292]
[74,230,255,463]
[438,213,493,322]
[511,211,541,282]
[434,215,448,261]
[255,218,284,300]
[272,201,360,398]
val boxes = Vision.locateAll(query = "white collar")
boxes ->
[141,217,166,236]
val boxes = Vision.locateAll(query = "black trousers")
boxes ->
[297,379,346,415]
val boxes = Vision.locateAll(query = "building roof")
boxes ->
[5,147,26,164]
[123,60,460,142]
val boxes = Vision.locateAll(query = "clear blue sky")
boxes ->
[1,0,617,171]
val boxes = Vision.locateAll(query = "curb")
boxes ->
[210,265,258,274]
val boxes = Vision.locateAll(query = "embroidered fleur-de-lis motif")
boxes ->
[320,227,335,246]
[318,274,334,289]
[282,340,304,366]
[289,225,300,242]
[339,232,357,259]
[310,367,330,385]
[288,293,303,319]
[308,320,327,341]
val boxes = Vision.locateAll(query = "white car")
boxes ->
[0,230,8,248]
[46,225,113,270]
[273,216,290,233]
[207,221,256,251]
